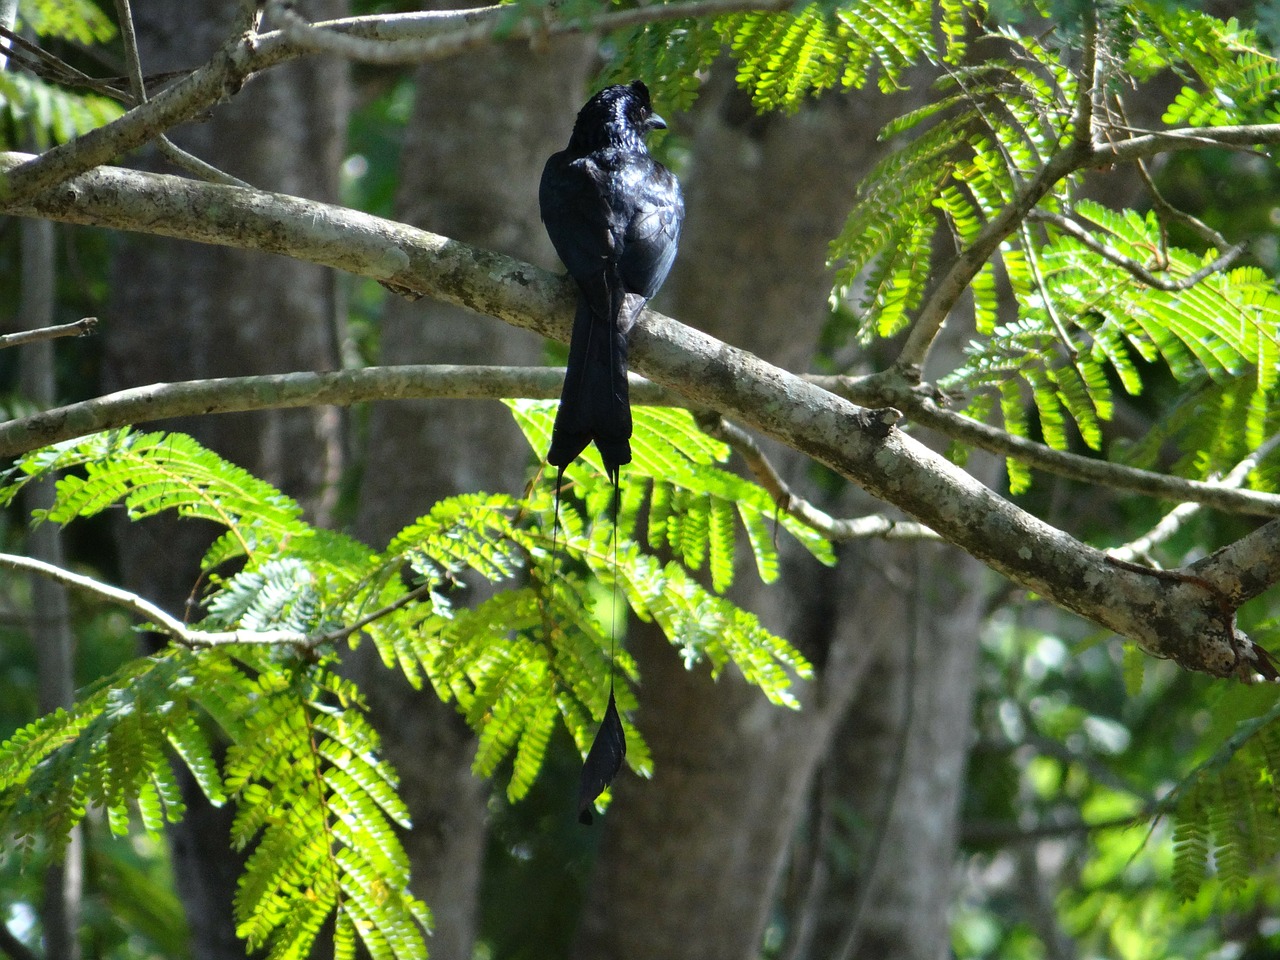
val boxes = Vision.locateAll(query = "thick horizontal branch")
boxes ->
[0,0,781,202]
[1,154,1273,678]
[1192,519,1280,608]
[8,350,1273,526]
[0,365,673,456]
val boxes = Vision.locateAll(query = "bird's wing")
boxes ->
[618,161,684,302]
[539,152,615,304]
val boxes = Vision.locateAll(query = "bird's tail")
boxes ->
[547,292,633,479]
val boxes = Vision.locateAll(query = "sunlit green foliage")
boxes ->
[0,72,124,149]
[16,0,116,45]
[814,2,1280,499]
[1,0,125,148]
[0,413,816,952]
[602,0,969,111]
[6,0,1280,954]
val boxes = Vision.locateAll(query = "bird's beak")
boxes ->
[649,113,668,131]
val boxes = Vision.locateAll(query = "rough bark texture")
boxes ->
[346,37,592,960]
[573,68,984,960]
[102,3,347,958]
[810,547,987,960]
[20,212,82,960]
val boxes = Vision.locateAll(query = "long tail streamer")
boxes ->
[576,473,627,824]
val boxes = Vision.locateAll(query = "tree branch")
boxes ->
[1088,124,1280,166]
[888,130,1091,378]
[0,364,672,457]
[271,0,789,64]
[697,413,941,542]
[0,0,784,203]
[112,0,251,187]
[0,316,97,351]
[1192,520,1280,609]
[0,551,311,649]
[887,19,1098,377]
[1028,209,1246,291]
[0,552,441,652]
[823,375,1280,518]
[1,153,1275,677]
[5,342,1278,521]
[1110,433,1280,564]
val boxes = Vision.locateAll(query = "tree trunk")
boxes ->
[103,4,348,958]
[573,66,985,960]
[347,37,593,960]
[20,211,82,960]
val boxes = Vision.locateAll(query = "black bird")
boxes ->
[540,80,684,482]
[541,81,683,823]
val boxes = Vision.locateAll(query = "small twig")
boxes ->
[0,316,97,350]
[1029,209,1246,291]
[0,550,438,652]
[0,1,17,74]
[0,551,312,648]
[697,413,940,543]
[0,24,134,102]
[826,374,1280,517]
[1088,124,1280,168]
[1020,220,1077,356]
[155,136,252,187]
[2,0,791,203]
[1110,433,1280,563]
[961,810,1154,845]
[114,0,251,187]
[312,582,435,646]
[113,0,146,96]
[890,82,1096,374]
[1114,100,1235,254]
[268,0,792,65]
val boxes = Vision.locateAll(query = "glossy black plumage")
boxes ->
[576,687,627,824]
[540,80,684,480]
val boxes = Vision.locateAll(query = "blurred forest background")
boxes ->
[4,0,1280,959]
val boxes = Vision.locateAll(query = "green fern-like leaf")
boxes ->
[1,430,304,563]
[0,651,225,856]
[222,660,429,960]
[507,401,835,584]
[945,200,1280,477]
[17,0,117,43]
[605,0,970,114]
[1168,695,1280,900]
[0,72,126,149]
[1125,7,1280,126]
[1172,780,1210,901]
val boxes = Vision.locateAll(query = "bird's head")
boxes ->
[568,80,668,153]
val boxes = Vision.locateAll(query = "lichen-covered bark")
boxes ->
[4,145,1271,676]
